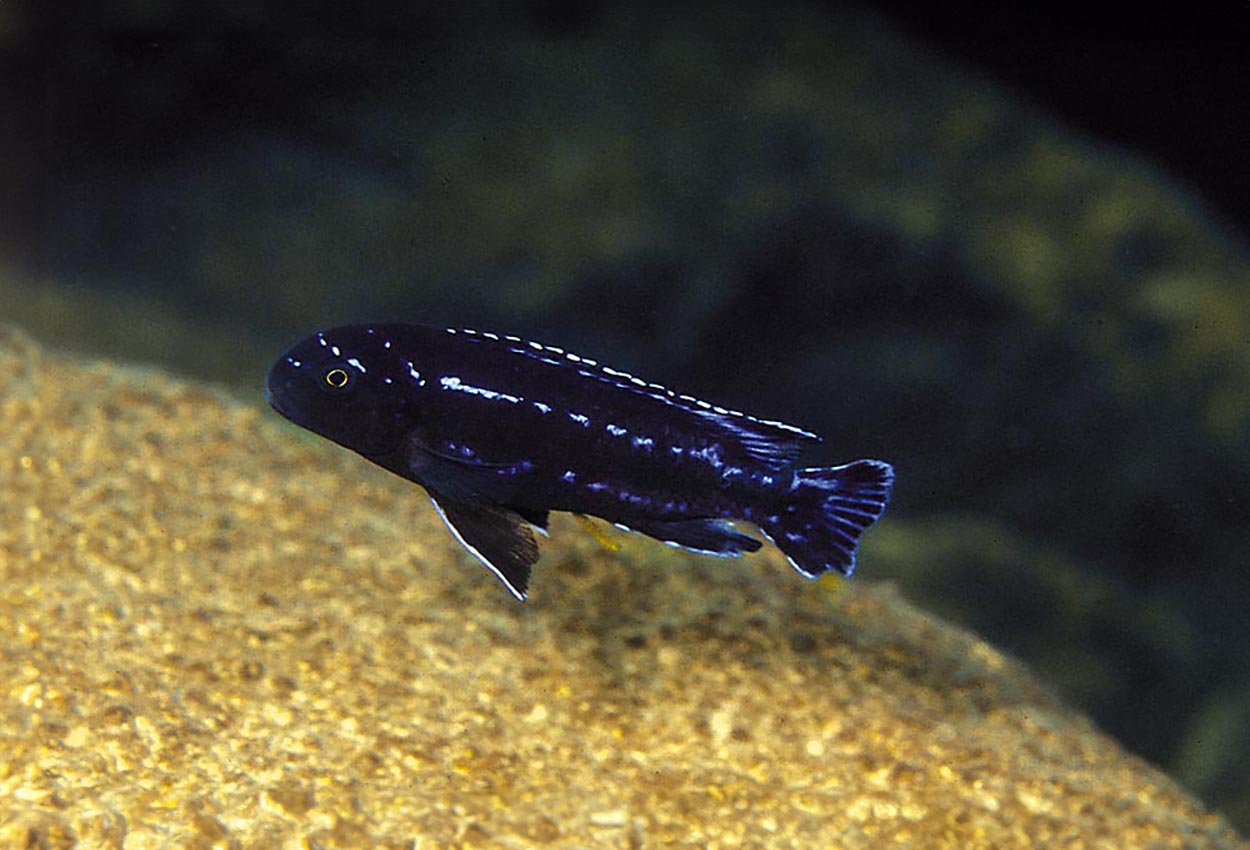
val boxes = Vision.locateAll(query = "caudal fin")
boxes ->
[760,460,893,579]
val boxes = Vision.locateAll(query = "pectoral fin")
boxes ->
[515,507,550,536]
[404,431,534,505]
[429,496,539,601]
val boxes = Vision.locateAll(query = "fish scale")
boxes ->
[266,323,893,600]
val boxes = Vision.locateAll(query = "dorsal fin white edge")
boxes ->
[446,326,820,443]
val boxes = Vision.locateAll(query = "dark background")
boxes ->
[885,5,1250,240]
[3,0,1249,831]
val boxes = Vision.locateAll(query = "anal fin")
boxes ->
[573,514,622,552]
[623,517,762,557]
[429,496,539,600]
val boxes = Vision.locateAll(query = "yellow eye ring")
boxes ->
[324,367,351,389]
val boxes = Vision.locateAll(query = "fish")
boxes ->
[265,323,894,601]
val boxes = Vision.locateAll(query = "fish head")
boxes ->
[265,326,417,457]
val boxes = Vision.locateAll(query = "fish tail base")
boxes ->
[761,460,893,578]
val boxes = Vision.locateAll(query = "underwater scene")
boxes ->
[2,4,1248,848]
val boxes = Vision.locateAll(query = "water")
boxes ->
[5,3,1249,835]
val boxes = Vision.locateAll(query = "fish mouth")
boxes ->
[263,367,293,420]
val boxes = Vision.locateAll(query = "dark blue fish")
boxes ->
[265,324,893,600]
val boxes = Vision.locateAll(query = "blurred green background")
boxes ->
[4,1,1249,831]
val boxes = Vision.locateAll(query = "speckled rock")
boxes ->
[0,326,1244,850]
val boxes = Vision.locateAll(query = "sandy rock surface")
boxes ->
[0,327,1243,849]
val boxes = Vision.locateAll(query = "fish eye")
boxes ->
[322,366,354,393]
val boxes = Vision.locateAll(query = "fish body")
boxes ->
[265,323,893,600]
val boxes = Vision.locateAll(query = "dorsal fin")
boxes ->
[700,408,820,468]
[448,327,821,468]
